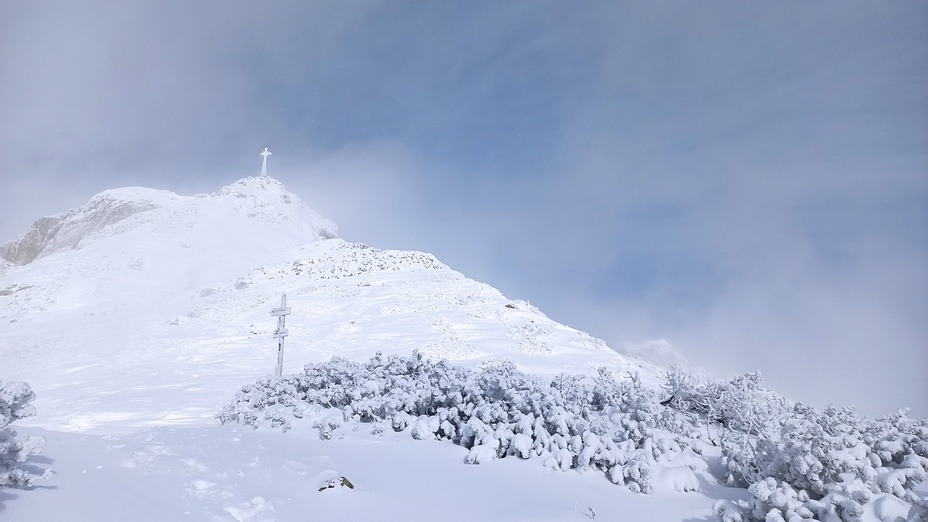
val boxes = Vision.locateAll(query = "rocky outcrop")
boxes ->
[0,195,160,265]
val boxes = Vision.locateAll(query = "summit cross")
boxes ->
[259,147,272,177]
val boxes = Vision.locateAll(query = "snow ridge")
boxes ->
[211,176,337,241]
[0,176,337,267]
[0,189,163,265]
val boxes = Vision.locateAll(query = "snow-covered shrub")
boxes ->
[718,402,928,521]
[712,499,748,522]
[219,352,698,495]
[660,365,928,521]
[864,408,928,468]
[662,368,787,436]
[219,352,927,517]
[1,380,47,489]
[741,476,884,522]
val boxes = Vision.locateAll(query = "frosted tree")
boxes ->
[1,380,47,488]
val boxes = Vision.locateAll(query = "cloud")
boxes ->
[1,0,925,417]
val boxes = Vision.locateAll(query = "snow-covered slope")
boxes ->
[0,176,653,433]
[0,177,336,267]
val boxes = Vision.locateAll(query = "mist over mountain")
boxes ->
[1,177,337,266]
[1,176,658,433]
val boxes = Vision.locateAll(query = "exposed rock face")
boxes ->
[0,177,338,266]
[0,258,12,276]
[0,195,160,265]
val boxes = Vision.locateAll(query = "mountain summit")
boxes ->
[0,176,337,266]
[0,176,643,432]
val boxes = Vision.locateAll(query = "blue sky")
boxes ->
[1,0,926,416]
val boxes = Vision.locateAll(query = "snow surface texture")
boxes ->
[1,176,925,521]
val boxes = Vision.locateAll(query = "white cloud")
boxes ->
[1,0,925,417]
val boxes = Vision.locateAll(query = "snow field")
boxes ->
[6,421,736,522]
[2,232,646,433]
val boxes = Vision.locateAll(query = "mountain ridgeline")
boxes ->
[0,177,337,266]
[0,176,641,433]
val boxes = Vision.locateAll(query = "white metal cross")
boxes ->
[260,147,272,177]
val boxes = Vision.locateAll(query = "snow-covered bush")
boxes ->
[662,368,787,436]
[219,354,927,518]
[718,403,927,521]
[219,352,700,495]
[1,380,47,488]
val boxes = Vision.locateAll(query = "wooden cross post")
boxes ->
[270,293,291,378]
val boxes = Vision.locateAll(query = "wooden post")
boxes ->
[270,293,291,378]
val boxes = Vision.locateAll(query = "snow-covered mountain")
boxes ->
[0,176,655,433]
[1,177,337,266]
[3,177,925,522]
